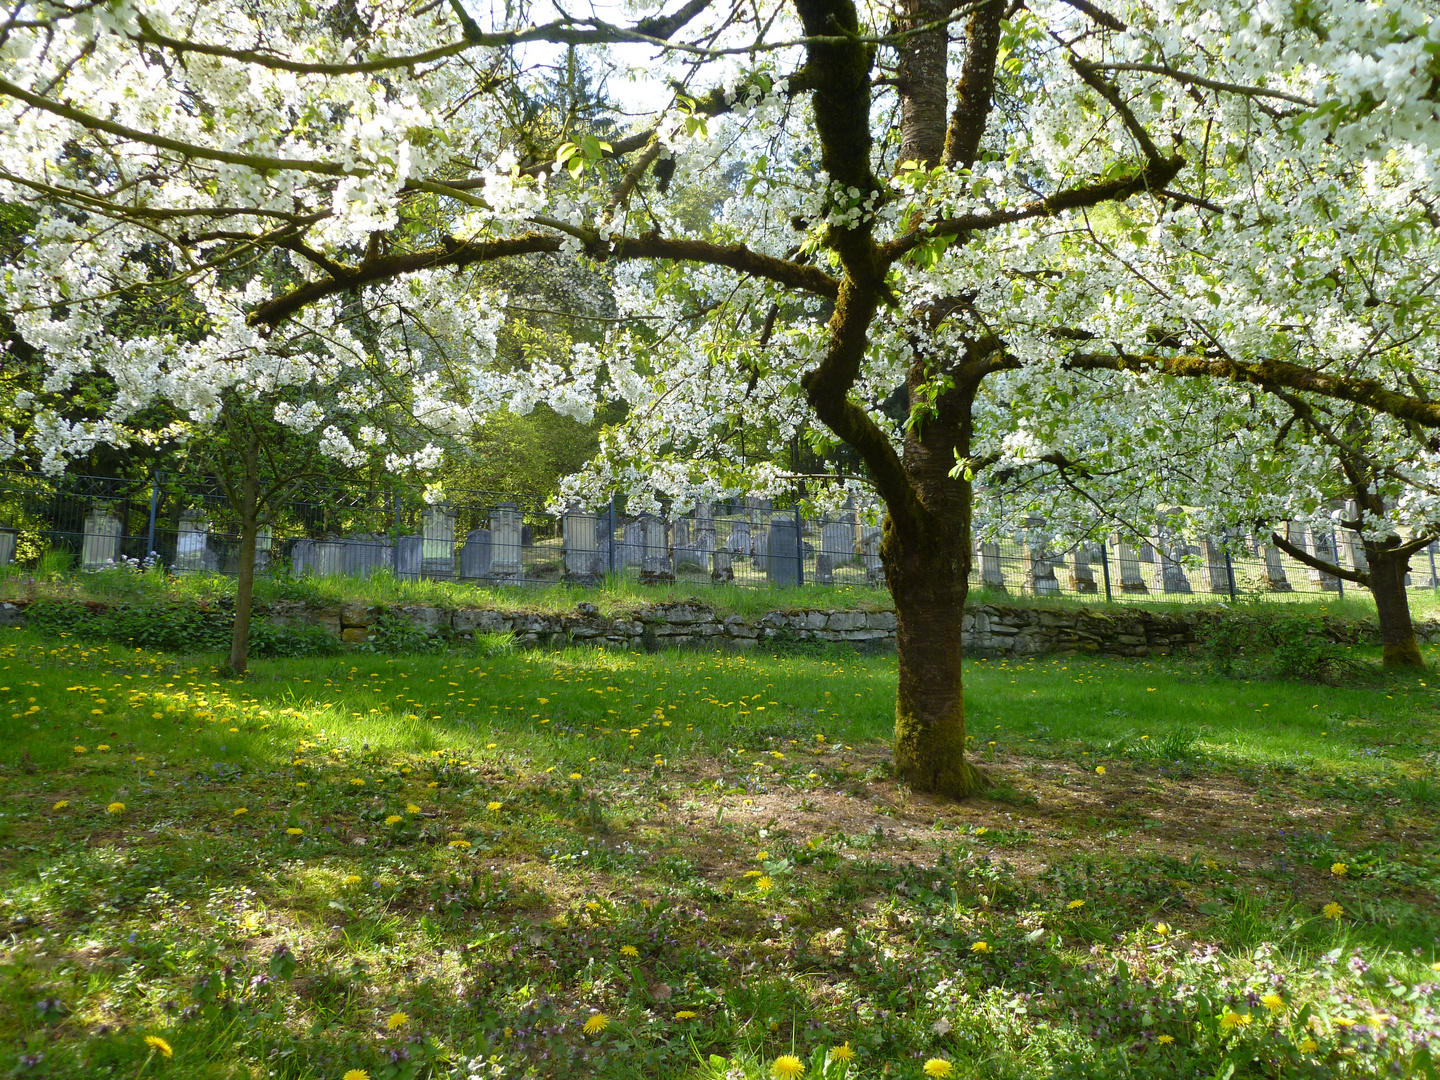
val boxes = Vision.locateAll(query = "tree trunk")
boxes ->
[1367,541,1425,670]
[227,434,261,675]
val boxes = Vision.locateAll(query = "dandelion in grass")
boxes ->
[233,807,247,816]
[755,850,769,860]
[344,875,362,886]
[106,802,125,814]
[755,875,775,894]
[1323,902,1343,919]
[1220,1012,1251,1031]
[923,1060,954,1079]
[569,772,582,780]
[974,827,988,836]
[51,800,68,810]
[1299,1038,1318,1053]
[448,839,471,849]
[829,1042,855,1064]
[344,1071,371,1080]
[1153,922,1170,936]
[970,941,991,954]
[674,1011,698,1021]
[73,746,86,754]
[1331,862,1348,877]
[406,803,420,814]
[386,1011,408,1030]
[487,801,503,811]
[620,945,640,959]
[1095,766,1106,775]
[771,1055,805,1079]
[582,1013,609,1036]
[385,815,403,825]
[143,1035,173,1058]
[97,744,110,752]
[1156,1035,1175,1045]
[286,828,303,836]
[1067,899,1085,910]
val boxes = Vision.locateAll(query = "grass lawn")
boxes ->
[2,629,1439,1079]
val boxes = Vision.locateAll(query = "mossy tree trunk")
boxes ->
[1367,541,1426,670]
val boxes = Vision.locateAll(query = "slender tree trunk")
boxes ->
[1367,540,1425,670]
[227,434,261,675]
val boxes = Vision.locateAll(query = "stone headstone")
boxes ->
[174,509,212,573]
[314,539,343,577]
[1025,545,1060,595]
[563,509,602,580]
[1201,537,1230,594]
[342,533,391,578]
[1069,545,1098,594]
[711,549,734,583]
[421,504,456,580]
[0,528,15,568]
[861,525,884,585]
[81,506,123,569]
[745,496,772,527]
[1156,525,1193,594]
[672,516,705,572]
[459,528,492,579]
[1342,501,1369,573]
[814,551,835,584]
[255,527,273,573]
[640,515,674,582]
[767,518,801,586]
[490,505,523,581]
[1263,541,1292,592]
[751,526,769,567]
[726,520,751,556]
[1114,537,1149,593]
[977,542,1006,591]
[821,518,854,568]
[1307,526,1341,591]
[395,535,423,581]
[290,539,316,576]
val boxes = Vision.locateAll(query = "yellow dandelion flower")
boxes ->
[1323,902,1344,919]
[771,1055,805,1079]
[487,801,503,811]
[386,1011,408,1030]
[344,1071,371,1080]
[344,874,362,886]
[1095,765,1106,775]
[1261,993,1285,1014]
[923,1060,954,1079]
[755,875,775,894]
[675,1010,698,1020]
[1299,1038,1318,1053]
[1220,1011,1251,1031]
[406,803,420,814]
[582,1013,609,1036]
[755,850,769,860]
[971,941,991,954]
[448,839,471,849]
[1331,862,1348,877]
[1157,1034,1175,1045]
[385,815,403,825]
[233,807,247,816]
[73,746,86,754]
[620,945,640,959]
[106,802,125,814]
[1067,899,1085,910]
[96,744,110,752]
[829,1042,855,1063]
[51,800,68,810]
[143,1035,173,1058]
[569,772,582,780]
[350,778,365,787]
[286,827,303,836]
[1154,922,1170,936]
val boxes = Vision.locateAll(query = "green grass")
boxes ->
[3,628,1440,1079]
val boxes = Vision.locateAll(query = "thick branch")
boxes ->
[1269,530,1368,585]
[943,0,1005,169]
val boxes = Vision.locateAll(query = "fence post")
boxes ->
[1430,542,1438,593]
[145,471,160,559]
[794,503,804,587]
[1099,540,1113,604]
[1224,545,1237,602]
[608,496,616,578]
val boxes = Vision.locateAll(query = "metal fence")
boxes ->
[0,468,1437,603]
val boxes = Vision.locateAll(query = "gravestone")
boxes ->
[694,500,716,558]
[1139,541,1156,563]
[0,528,15,567]
[1114,536,1149,593]
[640,515,674,582]
[861,525,885,585]
[314,539,343,577]
[81,505,123,568]
[290,539,316,576]
[395,535,423,581]
[672,516,704,572]
[751,525,769,568]
[1263,542,1292,591]
[978,542,1007,591]
[1342,501,1370,573]
[459,528,492,579]
[726,520,751,556]
[767,518,801,586]
[1307,526,1341,591]
[342,533,391,578]
[1024,545,1060,595]
[421,504,456,580]
[255,528,273,573]
[745,496,772,527]
[490,505,523,581]
[711,549,734,582]
[1069,545,1098,594]
[174,509,213,573]
[821,517,854,569]
[1155,523,1193,594]
[814,552,835,584]
[563,509,602,581]
[1201,537,1230,594]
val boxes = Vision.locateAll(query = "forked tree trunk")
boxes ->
[1367,542,1425,670]
[227,434,261,675]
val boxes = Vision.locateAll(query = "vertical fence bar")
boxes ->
[608,496,617,578]
[1331,527,1344,598]
[794,502,804,587]
[1430,542,1438,593]
[1099,540,1113,604]
[1224,546,1237,602]
[145,471,160,560]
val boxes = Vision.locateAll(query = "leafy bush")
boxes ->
[23,600,340,658]
[1201,606,1374,684]
[358,609,443,654]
